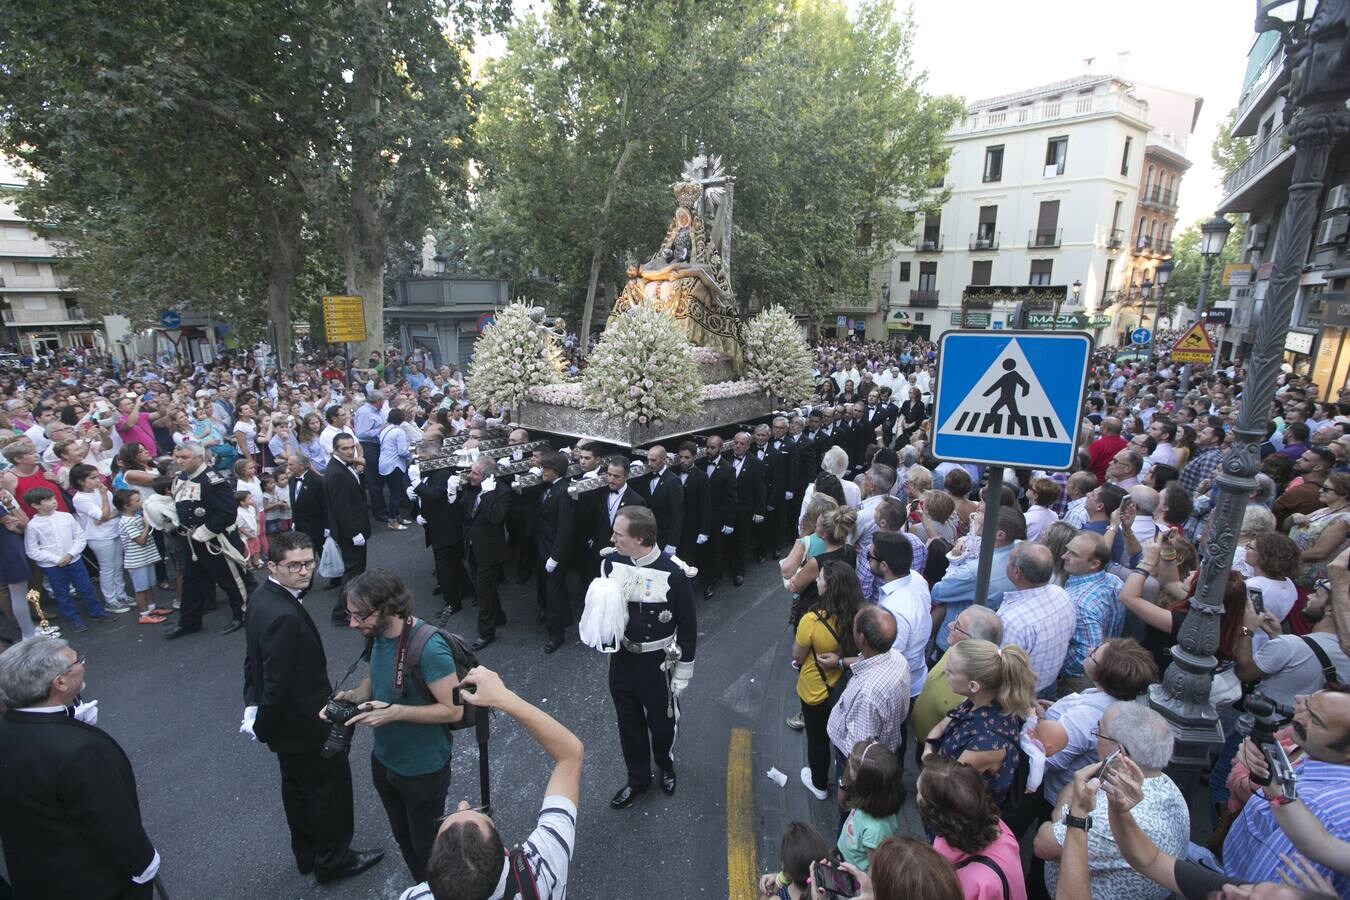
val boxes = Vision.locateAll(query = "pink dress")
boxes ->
[933,820,1028,900]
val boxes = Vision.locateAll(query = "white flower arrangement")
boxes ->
[467,302,565,412]
[744,306,815,405]
[525,383,585,408]
[691,346,730,365]
[582,306,703,426]
[703,380,762,400]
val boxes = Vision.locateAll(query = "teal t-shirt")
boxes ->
[369,625,457,776]
[837,808,899,871]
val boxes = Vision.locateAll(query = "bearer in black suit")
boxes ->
[455,455,514,651]
[0,637,160,900]
[632,444,684,555]
[699,434,737,600]
[534,451,575,654]
[673,441,711,564]
[589,457,647,559]
[410,440,467,615]
[726,431,766,586]
[754,420,789,559]
[567,441,605,591]
[288,454,328,556]
[322,434,371,624]
[241,532,383,885]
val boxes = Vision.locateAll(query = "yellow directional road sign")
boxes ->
[323,295,367,343]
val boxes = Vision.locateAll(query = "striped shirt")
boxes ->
[998,583,1076,693]
[1222,759,1350,897]
[119,514,162,568]
[1061,571,1124,678]
[399,795,577,900]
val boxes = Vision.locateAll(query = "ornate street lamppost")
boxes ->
[1179,215,1235,393]
[1149,0,1350,761]
[1151,260,1174,357]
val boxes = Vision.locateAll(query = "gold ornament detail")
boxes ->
[27,589,57,636]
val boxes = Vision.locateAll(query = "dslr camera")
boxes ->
[320,696,361,759]
[1244,690,1299,800]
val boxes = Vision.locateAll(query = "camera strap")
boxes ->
[392,616,416,694]
[332,640,372,694]
[1299,635,1339,688]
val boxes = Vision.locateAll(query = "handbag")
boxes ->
[318,536,345,579]
[1209,662,1243,708]
[810,613,852,706]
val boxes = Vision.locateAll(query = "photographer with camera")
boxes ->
[399,665,582,900]
[241,531,384,885]
[327,569,463,883]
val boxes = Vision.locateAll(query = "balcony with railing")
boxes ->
[909,290,940,307]
[1140,185,1178,210]
[916,235,944,253]
[1027,228,1062,249]
[969,231,1000,251]
[1234,40,1286,136]
[1107,229,1125,249]
[951,91,1150,136]
[1100,289,1120,308]
[1132,235,1153,255]
[1220,121,1293,207]
[1155,240,1173,257]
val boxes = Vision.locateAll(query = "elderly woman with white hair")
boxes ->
[1035,702,1190,899]
[795,445,860,532]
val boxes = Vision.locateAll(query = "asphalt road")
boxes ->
[5,526,929,899]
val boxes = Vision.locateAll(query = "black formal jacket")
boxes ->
[413,467,464,550]
[289,468,327,545]
[675,466,712,553]
[0,710,156,900]
[795,431,824,490]
[702,455,738,530]
[728,452,767,519]
[322,457,370,545]
[631,467,684,551]
[533,477,575,564]
[243,578,333,754]
[757,439,789,510]
[456,478,513,567]
[587,485,647,552]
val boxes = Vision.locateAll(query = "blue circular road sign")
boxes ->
[160,310,182,329]
[1131,327,1151,346]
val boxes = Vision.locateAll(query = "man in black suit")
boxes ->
[410,440,466,616]
[632,444,684,555]
[533,451,574,654]
[872,387,899,448]
[726,431,766,586]
[455,456,513,651]
[673,441,711,564]
[288,454,327,557]
[567,441,605,592]
[503,427,538,583]
[754,420,789,559]
[589,457,647,559]
[241,531,383,885]
[699,434,737,600]
[0,637,160,900]
[322,433,371,625]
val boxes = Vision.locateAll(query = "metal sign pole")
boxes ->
[973,466,1004,606]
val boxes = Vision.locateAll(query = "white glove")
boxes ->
[73,699,99,725]
[783,578,794,591]
[497,457,512,470]
[598,545,617,557]
[545,557,558,573]
[407,462,421,483]
[447,479,458,501]
[323,528,331,539]
[663,545,677,556]
[352,533,366,547]
[481,475,496,494]
[752,515,764,524]
[529,466,542,477]
[406,483,418,501]
[785,491,794,500]
[240,705,258,740]
[696,534,708,545]
[671,661,694,698]
[511,448,524,462]
[416,515,426,525]
[721,525,734,535]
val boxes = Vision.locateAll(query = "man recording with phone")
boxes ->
[399,665,582,900]
[327,569,463,884]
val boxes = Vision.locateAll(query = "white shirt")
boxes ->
[72,490,120,541]
[24,511,87,567]
[876,574,930,697]
[1024,504,1059,542]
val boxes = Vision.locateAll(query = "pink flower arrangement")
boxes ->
[703,380,761,400]
[466,302,565,411]
[744,306,814,404]
[582,306,703,425]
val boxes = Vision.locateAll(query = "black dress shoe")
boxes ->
[296,859,314,876]
[733,575,745,587]
[543,638,563,654]
[609,783,649,809]
[432,584,443,596]
[660,768,677,795]
[221,618,244,635]
[471,636,493,651]
[702,586,715,601]
[163,624,200,640]
[315,848,384,885]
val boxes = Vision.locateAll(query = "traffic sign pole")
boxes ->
[973,466,1004,607]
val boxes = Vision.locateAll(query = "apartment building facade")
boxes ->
[863,75,1197,345]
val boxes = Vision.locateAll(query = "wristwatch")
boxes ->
[1061,805,1092,831]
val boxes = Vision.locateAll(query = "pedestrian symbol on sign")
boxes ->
[938,338,1071,444]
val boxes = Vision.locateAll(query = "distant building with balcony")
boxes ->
[386,267,512,371]
[879,74,1198,343]
[0,158,102,355]
[1215,30,1350,393]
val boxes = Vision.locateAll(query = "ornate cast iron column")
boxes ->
[1149,0,1350,756]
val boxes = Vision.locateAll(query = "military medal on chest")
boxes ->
[658,610,673,623]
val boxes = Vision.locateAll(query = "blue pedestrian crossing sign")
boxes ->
[1131,327,1151,345]
[932,331,1093,470]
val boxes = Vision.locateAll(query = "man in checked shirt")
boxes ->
[997,543,1076,699]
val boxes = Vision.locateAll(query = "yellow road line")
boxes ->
[726,726,756,900]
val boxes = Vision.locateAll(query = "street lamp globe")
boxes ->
[1071,279,1082,305]
[1140,278,1153,300]
[1200,215,1235,258]
[1155,258,1175,288]
[433,253,448,275]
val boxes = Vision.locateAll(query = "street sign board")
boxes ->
[1170,321,1216,363]
[931,331,1092,470]
[835,315,847,327]
[322,295,367,343]
[1131,327,1151,346]
[951,311,991,327]
[476,312,496,333]
[1222,263,1253,287]
[1204,308,1234,325]
[160,310,181,329]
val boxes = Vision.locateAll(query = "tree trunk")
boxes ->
[345,0,386,361]
[261,198,302,368]
[578,139,639,354]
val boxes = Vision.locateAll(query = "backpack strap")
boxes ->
[404,620,439,704]
[954,855,1009,900]
[1299,635,1340,688]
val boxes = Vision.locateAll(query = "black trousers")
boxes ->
[728,508,755,577]
[756,504,780,557]
[537,557,570,641]
[277,749,356,875]
[330,541,367,620]
[371,754,452,883]
[700,523,728,586]
[431,542,465,611]
[176,534,246,630]
[469,550,505,640]
[359,441,387,522]
[609,647,678,788]
[801,696,835,792]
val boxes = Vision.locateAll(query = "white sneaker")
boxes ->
[800,766,828,801]
[103,600,134,614]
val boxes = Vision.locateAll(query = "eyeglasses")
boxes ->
[62,654,87,675]
[346,608,377,623]
[1315,579,1332,594]
[280,559,318,573]
[1090,728,1120,746]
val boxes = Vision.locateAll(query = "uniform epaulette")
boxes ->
[205,471,228,485]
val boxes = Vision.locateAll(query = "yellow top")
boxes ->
[910,647,963,741]
[795,611,843,706]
